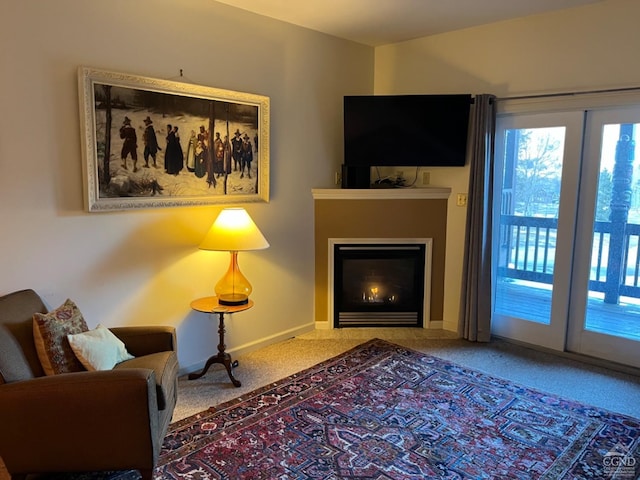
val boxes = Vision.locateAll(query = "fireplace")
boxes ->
[331,240,432,328]
[313,188,449,329]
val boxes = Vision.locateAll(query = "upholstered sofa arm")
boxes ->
[0,369,161,473]
[110,325,177,357]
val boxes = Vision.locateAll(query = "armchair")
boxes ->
[0,289,179,480]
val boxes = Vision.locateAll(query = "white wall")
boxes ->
[373,0,640,332]
[0,0,373,372]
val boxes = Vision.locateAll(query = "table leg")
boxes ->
[187,311,241,387]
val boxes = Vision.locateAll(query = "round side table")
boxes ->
[188,296,254,387]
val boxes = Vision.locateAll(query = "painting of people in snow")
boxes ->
[78,67,269,211]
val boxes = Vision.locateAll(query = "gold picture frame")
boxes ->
[78,66,269,212]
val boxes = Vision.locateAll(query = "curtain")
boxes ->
[460,94,496,342]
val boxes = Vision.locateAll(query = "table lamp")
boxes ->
[199,207,269,306]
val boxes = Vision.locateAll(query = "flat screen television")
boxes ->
[343,94,472,168]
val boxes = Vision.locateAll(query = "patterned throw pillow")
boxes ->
[33,299,89,375]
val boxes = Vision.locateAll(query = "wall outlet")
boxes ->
[396,170,404,179]
[335,171,342,185]
[456,193,468,207]
[422,171,430,185]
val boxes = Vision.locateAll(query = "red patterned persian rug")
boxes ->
[157,339,639,479]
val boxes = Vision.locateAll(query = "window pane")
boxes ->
[495,127,565,325]
[584,123,640,340]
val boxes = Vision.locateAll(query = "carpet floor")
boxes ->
[3,329,640,479]
[175,329,640,422]
[160,338,640,479]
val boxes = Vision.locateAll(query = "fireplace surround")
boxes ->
[313,187,451,329]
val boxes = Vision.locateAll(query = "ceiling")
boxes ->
[214,0,604,46]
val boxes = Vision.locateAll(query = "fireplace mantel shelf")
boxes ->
[312,187,451,200]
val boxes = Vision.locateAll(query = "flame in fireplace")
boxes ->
[361,285,398,304]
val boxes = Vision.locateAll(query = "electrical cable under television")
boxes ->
[371,166,419,188]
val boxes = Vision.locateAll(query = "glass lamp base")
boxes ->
[218,293,249,306]
[215,251,252,306]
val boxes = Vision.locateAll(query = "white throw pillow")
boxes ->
[67,324,134,371]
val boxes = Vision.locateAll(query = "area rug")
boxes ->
[156,339,639,479]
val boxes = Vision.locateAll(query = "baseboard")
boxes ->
[180,322,316,376]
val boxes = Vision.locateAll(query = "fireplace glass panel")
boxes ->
[334,244,425,327]
[341,258,418,309]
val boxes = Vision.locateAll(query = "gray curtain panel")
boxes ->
[460,94,496,342]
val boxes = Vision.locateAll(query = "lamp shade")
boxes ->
[199,208,269,252]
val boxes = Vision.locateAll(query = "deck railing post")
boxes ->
[605,124,635,304]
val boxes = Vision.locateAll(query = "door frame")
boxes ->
[566,106,640,367]
[491,111,584,351]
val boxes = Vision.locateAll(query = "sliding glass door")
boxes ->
[492,106,640,368]
[566,107,640,367]
[492,111,584,351]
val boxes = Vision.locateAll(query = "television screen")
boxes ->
[344,94,471,167]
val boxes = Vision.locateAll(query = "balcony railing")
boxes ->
[498,215,640,302]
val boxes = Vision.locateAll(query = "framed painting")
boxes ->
[78,66,270,212]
